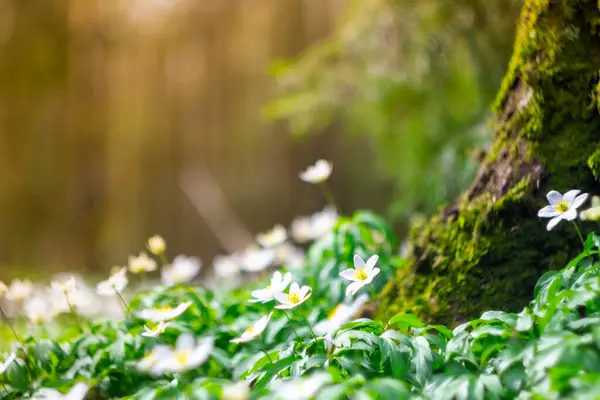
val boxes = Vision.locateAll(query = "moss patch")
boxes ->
[381,0,600,326]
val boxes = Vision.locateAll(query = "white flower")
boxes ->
[299,159,332,184]
[147,235,166,255]
[538,190,589,231]
[152,334,213,374]
[249,271,292,303]
[96,267,128,296]
[137,345,172,374]
[213,254,241,279]
[138,301,192,322]
[142,321,170,338]
[231,313,272,344]
[290,217,313,243]
[0,281,8,298]
[222,381,250,400]
[50,275,78,296]
[580,196,600,221]
[340,255,381,296]
[5,279,33,302]
[257,224,287,247]
[31,382,89,400]
[291,207,338,243]
[161,255,201,286]
[269,373,330,400]
[0,353,16,374]
[24,297,56,325]
[274,283,312,310]
[275,243,305,269]
[314,294,369,336]
[128,252,158,274]
[240,247,276,272]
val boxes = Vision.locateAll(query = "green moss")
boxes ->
[382,0,600,326]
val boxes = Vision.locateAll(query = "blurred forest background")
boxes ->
[0,0,522,277]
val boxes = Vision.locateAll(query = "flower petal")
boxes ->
[538,205,560,218]
[275,303,294,310]
[547,215,563,231]
[299,286,311,299]
[364,255,379,273]
[546,190,563,205]
[274,291,289,304]
[570,193,589,209]
[289,282,300,294]
[339,269,357,281]
[562,208,577,221]
[563,190,581,205]
[281,272,292,289]
[353,254,366,270]
[370,267,381,278]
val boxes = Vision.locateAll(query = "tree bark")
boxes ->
[381,0,600,326]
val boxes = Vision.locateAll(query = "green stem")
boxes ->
[319,183,340,212]
[159,253,169,267]
[368,283,389,328]
[281,310,301,338]
[572,221,588,253]
[0,301,20,342]
[297,307,318,342]
[116,290,130,316]
[260,342,282,378]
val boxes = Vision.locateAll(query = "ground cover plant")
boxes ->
[1,163,600,399]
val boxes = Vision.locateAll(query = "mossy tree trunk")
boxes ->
[381,0,600,326]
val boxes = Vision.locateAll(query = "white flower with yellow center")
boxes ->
[314,294,369,336]
[249,271,292,303]
[240,247,276,272]
[0,353,16,374]
[138,301,192,322]
[142,320,170,338]
[299,159,332,184]
[274,283,312,310]
[137,345,171,374]
[269,373,330,400]
[257,224,287,248]
[96,267,128,296]
[580,195,600,221]
[538,189,588,231]
[147,235,166,255]
[5,279,33,302]
[24,297,56,325]
[231,313,272,344]
[222,381,250,400]
[340,254,381,296]
[161,255,201,286]
[128,252,158,274]
[152,333,214,375]
[31,382,89,400]
[50,275,78,296]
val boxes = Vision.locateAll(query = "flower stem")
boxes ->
[0,301,20,343]
[159,253,169,267]
[319,183,340,212]
[116,291,130,316]
[297,307,318,342]
[572,221,588,252]
[260,342,281,378]
[367,283,389,328]
[281,310,301,338]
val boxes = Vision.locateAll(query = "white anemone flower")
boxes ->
[152,334,214,375]
[137,345,172,374]
[147,235,166,255]
[538,189,589,231]
[31,382,89,400]
[269,373,331,400]
[274,283,312,310]
[142,320,170,338]
[240,247,276,272]
[96,267,128,296]
[580,195,600,221]
[231,313,272,344]
[309,206,338,239]
[0,353,16,374]
[213,254,241,279]
[5,279,33,302]
[249,271,292,303]
[24,297,56,325]
[257,224,287,248]
[50,275,78,296]
[340,255,381,296]
[161,255,201,286]
[128,252,158,274]
[138,301,192,322]
[314,294,369,336]
[275,243,305,269]
[222,381,250,400]
[299,159,332,184]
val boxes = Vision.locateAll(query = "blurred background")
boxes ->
[0,0,522,278]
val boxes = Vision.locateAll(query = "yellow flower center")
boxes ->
[244,325,255,335]
[155,306,173,312]
[174,351,188,366]
[354,269,368,281]
[555,200,569,212]
[328,304,342,320]
[287,293,301,304]
[143,353,157,366]
[265,284,271,290]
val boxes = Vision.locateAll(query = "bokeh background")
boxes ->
[0,0,522,278]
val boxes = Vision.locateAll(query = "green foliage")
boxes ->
[1,211,600,399]
[265,0,521,219]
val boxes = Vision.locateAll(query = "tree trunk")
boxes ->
[381,0,600,326]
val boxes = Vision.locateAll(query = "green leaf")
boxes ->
[388,313,425,333]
